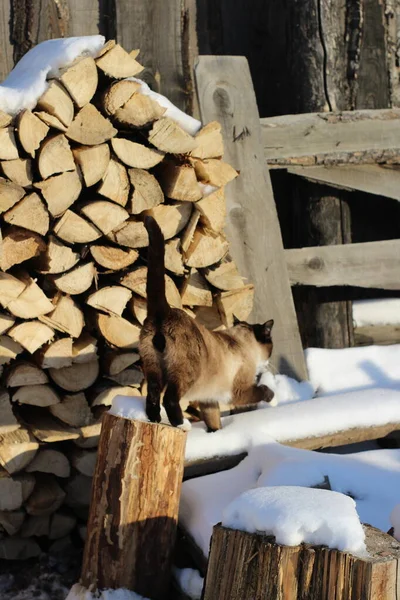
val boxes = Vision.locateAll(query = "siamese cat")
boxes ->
[139,216,275,431]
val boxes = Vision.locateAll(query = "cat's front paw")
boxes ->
[146,403,161,423]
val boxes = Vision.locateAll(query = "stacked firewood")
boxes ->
[0,40,254,557]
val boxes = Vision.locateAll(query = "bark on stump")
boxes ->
[202,523,400,600]
[80,412,187,600]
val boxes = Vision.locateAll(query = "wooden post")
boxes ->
[80,412,187,600]
[202,523,400,600]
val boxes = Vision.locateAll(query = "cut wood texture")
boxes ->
[1,159,33,188]
[102,80,141,115]
[90,245,138,270]
[203,259,245,291]
[203,524,400,600]
[158,162,202,202]
[73,144,110,187]
[0,335,23,366]
[195,56,307,380]
[25,449,70,478]
[49,360,99,392]
[196,187,226,233]
[148,117,196,153]
[0,272,26,307]
[0,126,18,161]
[12,384,60,408]
[97,157,129,206]
[36,337,73,370]
[96,314,141,349]
[54,262,95,295]
[6,362,48,387]
[0,177,25,213]
[111,138,164,169]
[72,333,98,364]
[37,235,80,274]
[107,219,148,248]
[59,57,98,108]
[7,276,53,319]
[0,471,36,510]
[66,104,117,146]
[0,313,15,335]
[81,413,187,599]
[17,111,48,158]
[8,321,54,354]
[0,227,45,271]
[120,267,182,308]
[39,294,84,338]
[81,201,129,235]
[181,269,213,307]
[49,392,93,427]
[37,80,74,127]
[25,474,66,516]
[95,43,143,78]
[87,286,132,316]
[3,192,49,235]
[0,429,39,474]
[216,285,255,327]
[128,168,164,214]
[191,121,224,159]
[145,202,193,239]
[114,92,165,128]
[285,240,400,290]
[38,134,75,179]
[184,226,229,268]
[34,170,82,217]
[261,108,400,167]
[0,390,20,434]
[54,210,101,244]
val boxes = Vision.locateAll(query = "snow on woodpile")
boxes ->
[391,504,400,542]
[110,395,191,431]
[353,298,400,327]
[222,486,367,557]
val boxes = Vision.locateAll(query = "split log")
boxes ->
[192,158,238,187]
[0,335,23,365]
[103,80,141,115]
[203,524,400,600]
[158,162,202,202]
[81,200,129,235]
[0,177,25,213]
[59,57,98,108]
[54,210,102,244]
[0,112,12,127]
[0,227,46,271]
[0,271,26,307]
[25,474,66,516]
[6,362,49,387]
[49,360,99,392]
[64,473,93,509]
[1,158,33,188]
[72,333,98,364]
[38,134,75,179]
[181,269,213,307]
[95,43,143,79]
[36,337,73,370]
[91,384,141,407]
[3,191,49,235]
[103,351,140,376]
[129,295,147,325]
[34,111,67,132]
[25,449,70,478]
[165,238,185,275]
[0,510,25,536]
[12,384,60,407]
[128,168,164,214]
[0,389,20,433]
[81,413,187,599]
[39,294,84,338]
[34,170,82,217]
[37,80,74,127]
[49,511,77,540]
[115,93,166,129]
[184,227,229,268]
[0,536,41,560]
[66,104,117,146]
[20,407,80,443]
[74,419,102,449]
[97,157,130,206]
[194,304,225,331]
[0,313,15,335]
[86,286,132,316]
[145,202,193,239]
[72,144,110,187]
[0,471,35,511]
[53,262,95,295]
[49,392,93,427]
[181,209,200,253]
[16,111,48,158]
[106,365,143,387]
[90,244,138,271]
[203,259,245,291]
[96,314,141,349]
[8,321,54,354]
[7,276,54,319]
[148,117,196,154]
[121,266,182,308]
[0,126,18,160]
[20,514,50,538]
[196,187,226,233]
[216,285,255,327]
[111,138,164,169]
[191,121,224,159]
[36,235,80,274]
[0,428,39,474]
[70,448,97,477]
[107,219,149,248]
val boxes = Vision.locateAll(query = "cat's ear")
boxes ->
[233,315,242,326]
[263,319,274,338]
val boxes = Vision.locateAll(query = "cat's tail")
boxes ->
[144,216,169,321]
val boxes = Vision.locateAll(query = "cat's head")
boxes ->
[233,317,274,362]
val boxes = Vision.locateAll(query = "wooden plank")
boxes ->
[195,56,307,380]
[66,0,101,37]
[285,240,400,289]
[113,0,198,116]
[0,0,14,81]
[287,164,400,202]
[261,109,400,167]
[355,324,400,346]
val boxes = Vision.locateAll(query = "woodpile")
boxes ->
[0,39,251,556]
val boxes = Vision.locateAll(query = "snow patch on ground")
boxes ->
[173,568,203,600]
[260,371,315,405]
[110,395,191,431]
[180,443,400,556]
[222,486,367,557]
[353,298,400,327]
[305,344,400,396]
[66,584,149,600]
[0,36,105,114]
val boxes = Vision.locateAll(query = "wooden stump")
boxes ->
[202,523,400,600]
[80,412,187,599]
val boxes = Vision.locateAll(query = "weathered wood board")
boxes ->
[262,109,400,166]
[285,240,400,289]
[195,56,307,380]
[287,164,400,202]
[355,324,400,347]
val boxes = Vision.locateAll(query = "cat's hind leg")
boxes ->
[199,402,221,432]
